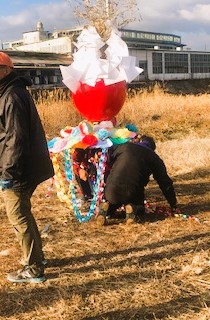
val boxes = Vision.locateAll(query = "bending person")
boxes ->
[98,135,178,225]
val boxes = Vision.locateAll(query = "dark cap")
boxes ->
[140,135,156,151]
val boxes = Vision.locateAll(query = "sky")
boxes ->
[1,0,210,51]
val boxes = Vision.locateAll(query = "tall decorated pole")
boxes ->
[48,0,143,222]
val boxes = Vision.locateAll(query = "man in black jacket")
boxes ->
[0,52,54,283]
[97,135,178,225]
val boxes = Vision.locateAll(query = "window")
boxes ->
[152,52,163,74]
[139,61,147,77]
[165,53,188,73]
[191,54,210,73]
[125,31,132,37]
[173,37,181,43]
[156,35,173,42]
[156,35,164,41]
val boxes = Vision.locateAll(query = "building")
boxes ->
[3,22,210,85]
[3,22,73,54]
[130,49,210,82]
[3,22,185,54]
[3,50,71,88]
[22,21,49,44]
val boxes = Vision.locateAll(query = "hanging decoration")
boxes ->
[63,148,107,223]
[48,119,138,223]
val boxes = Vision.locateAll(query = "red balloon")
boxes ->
[72,79,127,122]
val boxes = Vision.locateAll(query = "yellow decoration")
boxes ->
[51,153,73,210]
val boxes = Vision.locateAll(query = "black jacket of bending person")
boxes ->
[104,142,177,208]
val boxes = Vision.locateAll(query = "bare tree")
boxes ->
[66,0,141,40]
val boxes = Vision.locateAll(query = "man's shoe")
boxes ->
[125,204,136,224]
[125,204,146,224]
[96,202,109,226]
[7,265,46,283]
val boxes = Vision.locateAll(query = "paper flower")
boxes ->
[99,120,114,129]
[49,137,69,153]
[114,128,136,139]
[48,137,59,150]
[90,138,113,149]
[71,127,81,137]
[96,128,110,140]
[93,120,114,132]
[82,134,98,147]
[110,137,130,145]
[126,124,138,133]
[78,121,93,135]
[60,126,72,138]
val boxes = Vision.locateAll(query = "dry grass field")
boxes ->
[0,86,210,320]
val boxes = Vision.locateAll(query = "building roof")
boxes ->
[2,50,71,68]
[120,28,185,48]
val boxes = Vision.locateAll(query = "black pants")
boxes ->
[104,183,145,216]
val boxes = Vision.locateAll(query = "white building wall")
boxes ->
[128,49,148,81]
[16,37,72,54]
[129,48,147,62]
[128,50,210,81]
[23,30,49,44]
[146,51,153,79]
[190,73,210,79]
[23,31,41,44]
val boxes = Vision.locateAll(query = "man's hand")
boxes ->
[0,179,13,190]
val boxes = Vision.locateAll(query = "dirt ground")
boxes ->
[0,173,209,320]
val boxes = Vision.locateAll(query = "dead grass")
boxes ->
[156,136,210,178]
[119,84,210,141]
[36,85,210,142]
[0,86,210,319]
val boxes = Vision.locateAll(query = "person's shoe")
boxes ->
[20,258,48,267]
[96,202,109,226]
[125,204,136,224]
[42,259,48,266]
[7,265,46,283]
[125,204,146,224]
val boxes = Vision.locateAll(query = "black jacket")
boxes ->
[0,71,54,189]
[106,142,177,207]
